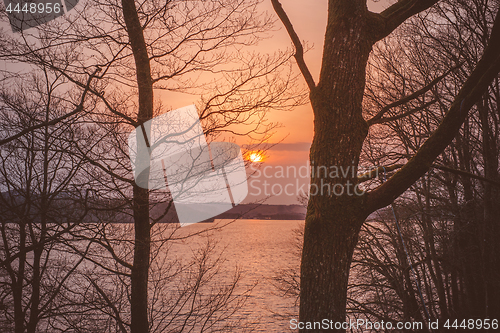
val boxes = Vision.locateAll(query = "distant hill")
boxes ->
[213,203,306,220]
[0,190,306,223]
[150,202,306,223]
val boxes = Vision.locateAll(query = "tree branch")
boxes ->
[88,277,129,333]
[358,164,404,182]
[270,0,316,90]
[53,67,138,126]
[374,0,441,41]
[366,8,500,213]
[432,164,500,187]
[358,163,500,187]
[370,99,436,125]
[367,65,458,126]
[0,68,100,146]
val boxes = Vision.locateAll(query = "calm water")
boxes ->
[169,219,303,332]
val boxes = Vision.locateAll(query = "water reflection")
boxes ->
[168,219,302,332]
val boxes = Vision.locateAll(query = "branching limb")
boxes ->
[358,163,500,187]
[0,68,100,146]
[369,99,436,125]
[373,0,441,41]
[367,65,458,126]
[52,66,138,126]
[432,164,500,187]
[358,164,404,182]
[366,8,500,213]
[270,0,316,91]
[88,277,129,333]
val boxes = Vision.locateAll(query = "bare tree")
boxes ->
[1,0,301,331]
[0,67,96,333]
[271,0,500,330]
[352,0,500,325]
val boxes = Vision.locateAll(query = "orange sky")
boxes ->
[237,0,390,204]
[156,1,390,171]
[0,0,390,205]
[259,0,388,155]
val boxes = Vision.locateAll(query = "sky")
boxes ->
[137,0,390,205]
[0,0,391,205]
[237,0,390,204]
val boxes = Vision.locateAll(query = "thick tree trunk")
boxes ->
[13,222,26,333]
[300,201,366,329]
[275,0,500,330]
[131,185,151,333]
[299,4,372,330]
[478,97,500,318]
[121,0,154,332]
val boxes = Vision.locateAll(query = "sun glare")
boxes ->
[246,151,265,163]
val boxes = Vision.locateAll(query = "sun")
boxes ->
[245,150,265,163]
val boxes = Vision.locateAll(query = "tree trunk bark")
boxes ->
[131,185,151,333]
[300,204,366,329]
[121,0,154,332]
[478,95,500,318]
[13,222,26,333]
[299,5,372,330]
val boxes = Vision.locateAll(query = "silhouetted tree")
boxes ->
[353,0,500,325]
[0,0,301,331]
[271,0,500,330]
[0,67,96,333]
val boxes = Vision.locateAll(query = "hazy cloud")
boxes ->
[243,142,311,152]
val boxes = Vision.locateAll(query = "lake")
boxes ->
[169,219,303,332]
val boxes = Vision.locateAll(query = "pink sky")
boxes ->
[238,1,389,204]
